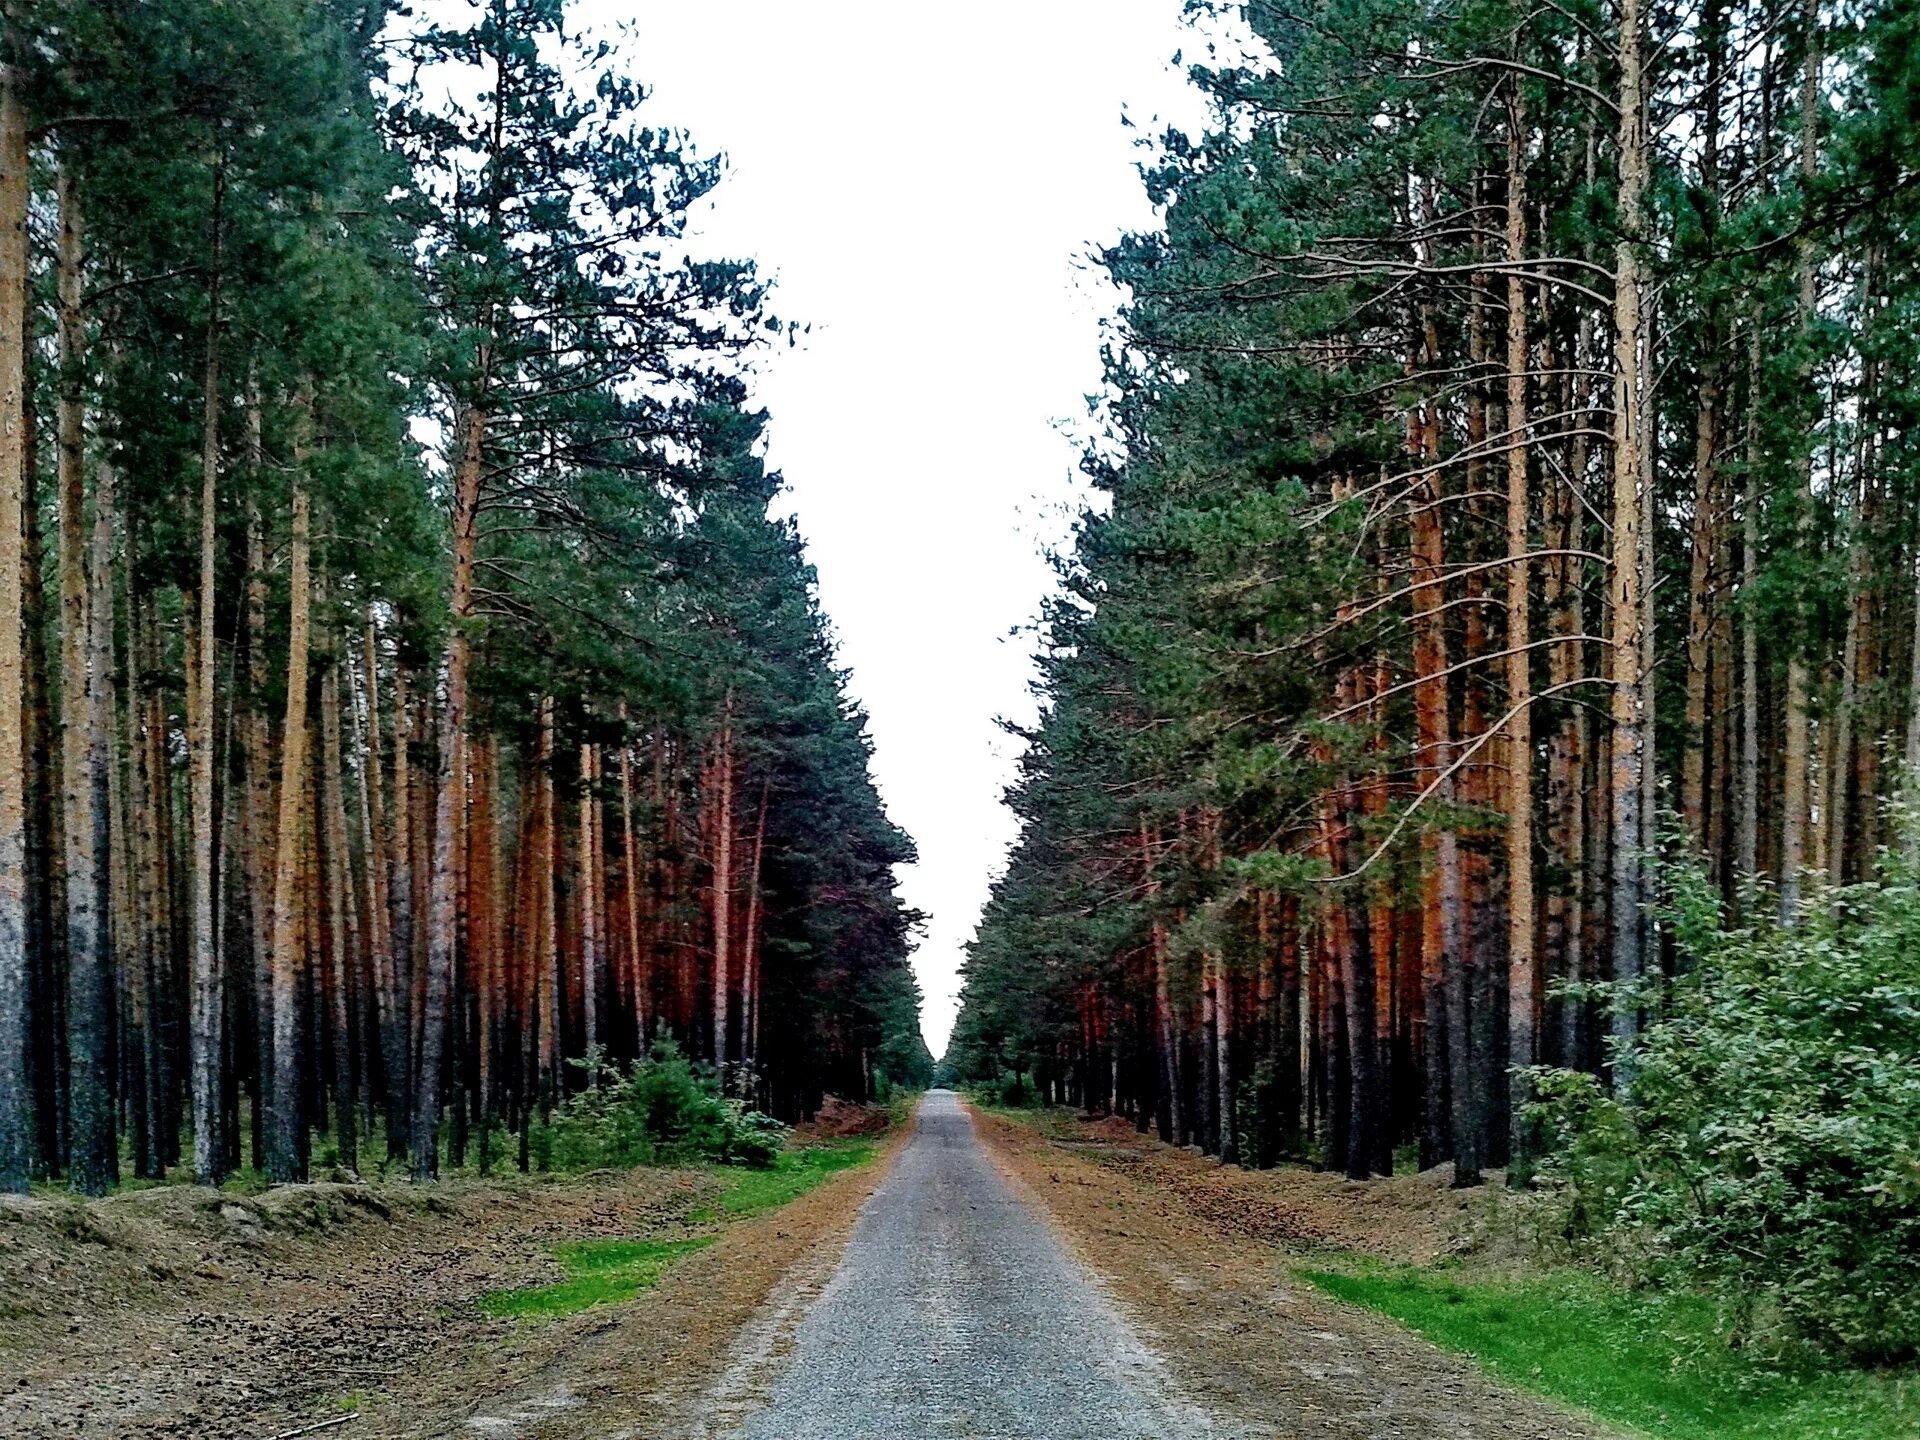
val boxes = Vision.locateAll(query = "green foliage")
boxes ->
[539,1040,790,1172]
[1304,1264,1920,1440]
[1531,840,1920,1362]
[969,1072,1041,1109]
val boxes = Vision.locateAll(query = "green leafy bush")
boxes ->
[539,1039,789,1171]
[1531,839,1920,1362]
[972,1070,1037,1108]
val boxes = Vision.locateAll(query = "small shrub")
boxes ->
[538,1039,790,1171]
[972,1071,1036,1108]
[721,1107,789,1168]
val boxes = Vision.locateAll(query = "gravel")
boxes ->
[727,1090,1220,1440]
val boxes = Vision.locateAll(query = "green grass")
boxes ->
[1302,1264,1920,1440]
[482,1139,882,1320]
[479,1236,715,1319]
[695,1141,877,1221]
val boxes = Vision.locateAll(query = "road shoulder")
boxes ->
[972,1104,1615,1440]
[414,1115,915,1440]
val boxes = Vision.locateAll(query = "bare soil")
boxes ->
[0,1113,907,1440]
[1001,1111,1518,1265]
[975,1105,1614,1439]
[402,1127,906,1440]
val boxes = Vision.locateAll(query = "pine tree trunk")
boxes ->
[1333,788,1377,1178]
[741,778,769,1071]
[710,699,735,1073]
[243,483,274,1171]
[354,611,406,1156]
[578,742,599,1073]
[619,722,646,1047]
[22,365,61,1183]
[414,385,487,1178]
[536,697,559,1109]
[1739,322,1764,883]
[1608,0,1651,1068]
[0,66,31,1194]
[389,660,413,1110]
[189,163,226,1185]
[267,430,312,1184]
[1778,0,1821,922]
[1409,341,1469,1177]
[1681,0,1725,867]
[56,161,116,1193]
[471,735,500,1159]
[1141,816,1178,1144]
[321,658,359,1174]
[1828,443,1868,889]
[1503,84,1537,1181]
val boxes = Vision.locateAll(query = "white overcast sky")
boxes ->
[587,2,1228,1056]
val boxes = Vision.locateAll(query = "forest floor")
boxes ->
[0,1104,906,1440]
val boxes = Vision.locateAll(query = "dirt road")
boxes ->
[706,1092,1606,1440]
[718,1089,1212,1438]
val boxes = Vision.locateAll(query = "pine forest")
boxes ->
[952,0,1920,1365]
[6,1,1920,1436]
[0,0,928,1197]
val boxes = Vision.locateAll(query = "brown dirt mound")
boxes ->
[795,1095,893,1140]
[1034,1109,1506,1265]
[0,1168,710,1438]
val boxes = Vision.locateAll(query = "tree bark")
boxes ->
[267,412,313,1185]
[56,161,116,1193]
[1608,0,1650,1071]
[243,478,275,1172]
[619,717,646,1047]
[1778,0,1821,923]
[0,66,32,1194]
[189,160,226,1185]
[320,658,358,1173]
[578,742,599,1072]
[355,611,406,1155]
[741,778,769,1072]
[710,697,735,1072]
[414,373,487,1177]
[535,697,559,1108]
[1503,80,1537,1181]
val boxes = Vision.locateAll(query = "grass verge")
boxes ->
[1302,1264,1920,1440]
[481,1137,883,1321]
[695,1141,876,1221]
[480,1236,716,1319]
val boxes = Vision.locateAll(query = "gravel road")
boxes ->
[726,1089,1218,1439]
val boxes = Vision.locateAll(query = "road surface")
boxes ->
[726,1089,1215,1439]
